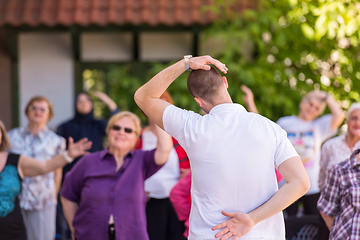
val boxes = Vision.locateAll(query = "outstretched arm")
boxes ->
[134,56,227,129]
[212,156,310,240]
[18,137,92,178]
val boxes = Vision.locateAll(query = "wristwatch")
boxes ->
[184,55,192,71]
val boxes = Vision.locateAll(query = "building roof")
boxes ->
[0,0,255,27]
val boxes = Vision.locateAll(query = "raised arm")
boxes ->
[134,56,228,129]
[18,137,91,178]
[212,156,310,240]
[324,93,345,130]
[240,85,258,114]
[311,90,344,130]
[93,91,118,112]
[153,124,173,165]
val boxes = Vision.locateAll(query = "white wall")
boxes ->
[19,33,74,130]
[140,32,192,61]
[81,33,133,62]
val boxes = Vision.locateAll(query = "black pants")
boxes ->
[75,224,114,240]
[146,198,186,240]
[108,224,115,240]
[285,193,320,216]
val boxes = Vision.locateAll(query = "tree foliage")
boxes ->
[204,0,360,121]
[83,0,360,122]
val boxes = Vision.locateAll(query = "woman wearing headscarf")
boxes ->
[57,91,119,171]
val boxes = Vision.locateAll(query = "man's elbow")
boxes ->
[298,174,311,196]
[134,89,141,107]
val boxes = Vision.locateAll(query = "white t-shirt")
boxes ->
[142,130,180,199]
[276,115,336,195]
[163,103,298,240]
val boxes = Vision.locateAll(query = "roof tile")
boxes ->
[0,0,254,27]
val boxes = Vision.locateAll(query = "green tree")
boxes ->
[83,0,360,123]
[203,0,360,121]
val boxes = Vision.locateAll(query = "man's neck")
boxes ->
[206,94,233,113]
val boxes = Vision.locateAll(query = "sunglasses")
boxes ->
[29,106,49,113]
[111,125,136,134]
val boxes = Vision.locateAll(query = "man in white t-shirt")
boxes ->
[134,55,310,240]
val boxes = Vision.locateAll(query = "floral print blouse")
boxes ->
[7,126,65,210]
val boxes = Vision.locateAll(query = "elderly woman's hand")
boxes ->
[67,137,92,159]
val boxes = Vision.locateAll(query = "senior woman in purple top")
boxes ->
[60,111,173,240]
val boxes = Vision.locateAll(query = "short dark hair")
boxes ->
[187,66,223,104]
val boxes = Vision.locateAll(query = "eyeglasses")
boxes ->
[29,106,49,113]
[111,125,136,134]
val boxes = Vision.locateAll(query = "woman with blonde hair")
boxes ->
[60,111,173,240]
[0,120,91,240]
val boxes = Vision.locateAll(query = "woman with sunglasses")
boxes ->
[0,120,91,240]
[60,111,173,240]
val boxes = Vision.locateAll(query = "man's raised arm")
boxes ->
[134,55,227,130]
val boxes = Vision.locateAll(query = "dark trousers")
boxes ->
[146,198,186,240]
[76,224,114,240]
[285,193,329,240]
[285,193,320,216]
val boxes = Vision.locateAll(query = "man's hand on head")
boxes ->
[189,55,228,74]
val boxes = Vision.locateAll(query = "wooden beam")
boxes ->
[4,26,19,127]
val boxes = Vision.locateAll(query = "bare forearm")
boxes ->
[248,177,309,224]
[246,102,259,114]
[320,211,335,231]
[106,101,118,112]
[61,197,78,234]
[154,126,173,165]
[94,91,118,112]
[249,156,309,224]
[54,168,63,195]
[21,154,69,177]
[135,60,185,108]
[326,95,345,130]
